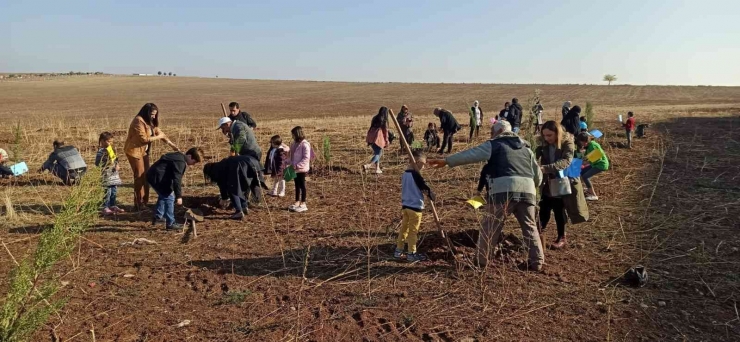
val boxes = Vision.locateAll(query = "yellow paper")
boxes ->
[466,195,486,209]
[586,149,603,163]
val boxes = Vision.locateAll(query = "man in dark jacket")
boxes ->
[147,147,204,231]
[39,140,87,185]
[228,102,257,129]
[429,120,544,271]
[433,107,460,154]
[508,98,523,134]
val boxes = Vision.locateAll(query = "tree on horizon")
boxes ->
[603,74,617,85]
[158,71,162,76]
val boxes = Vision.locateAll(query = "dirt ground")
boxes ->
[1,77,739,341]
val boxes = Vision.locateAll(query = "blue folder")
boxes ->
[589,129,603,139]
[10,162,28,176]
[564,158,583,178]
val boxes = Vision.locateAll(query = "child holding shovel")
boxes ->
[395,149,436,262]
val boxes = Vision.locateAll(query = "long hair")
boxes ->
[137,103,159,127]
[371,106,389,128]
[540,120,564,148]
[291,126,305,143]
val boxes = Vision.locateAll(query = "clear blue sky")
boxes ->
[3,0,739,85]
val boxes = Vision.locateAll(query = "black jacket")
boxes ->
[205,155,265,201]
[230,111,257,129]
[508,103,523,128]
[147,152,187,199]
[438,109,461,133]
[0,164,12,177]
[561,107,581,135]
[499,108,509,120]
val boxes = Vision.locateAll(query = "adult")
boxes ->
[433,107,461,154]
[40,140,87,185]
[203,154,265,220]
[228,102,257,129]
[429,120,544,271]
[561,101,572,120]
[124,103,169,210]
[469,100,484,141]
[533,101,544,134]
[217,117,266,202]
[498,102,510,121]
[561,105,581,135]
[508,98,523,134]
[535,121,574,249]
[218,117,262,161]
[396,105,414,145]
[364,107,390,174]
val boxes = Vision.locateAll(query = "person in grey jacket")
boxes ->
[39,140,87,185]
[429,120,544,271]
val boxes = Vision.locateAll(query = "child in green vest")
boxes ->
[576,132,609,201]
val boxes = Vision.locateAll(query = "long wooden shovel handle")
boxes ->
[220,103,228,117]
[388,109,456,255]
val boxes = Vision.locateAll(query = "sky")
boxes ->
[3,0,739,85]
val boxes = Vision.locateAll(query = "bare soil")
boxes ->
[1,77,739,341]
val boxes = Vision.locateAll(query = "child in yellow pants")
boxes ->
[395,150,435,262]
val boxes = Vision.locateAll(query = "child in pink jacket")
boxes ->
[289,126,311,213]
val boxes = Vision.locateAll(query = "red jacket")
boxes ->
[623,117,636,131]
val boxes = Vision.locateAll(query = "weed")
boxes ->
[216,290,252,306]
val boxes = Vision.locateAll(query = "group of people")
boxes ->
[1,98,642,272]
[389,100,629,270]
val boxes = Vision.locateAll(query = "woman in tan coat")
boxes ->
[124,103,168,210]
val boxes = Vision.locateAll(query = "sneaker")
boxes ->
[152,217,165,226]
[293,204,308,213]
[394,248,405,259]
[230,211,245,220]
[374,168,383,174]
[288,204,298,211]
[101,208,114,216]
[406,252,428,262]
[278,192,285,198]
[166,223,184,231]
[585,195,599,201]
[110,206,125,213]
[362,164,372,171]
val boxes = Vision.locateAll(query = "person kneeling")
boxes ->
[203,153,266,220]
[147,147,204,231]
[39,140,87,185]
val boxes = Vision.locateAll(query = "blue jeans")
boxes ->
[581,166,603,189]
[154,190,175,226]
[231,194,248,213]
[370,143,383,164]
[103,186,118,208]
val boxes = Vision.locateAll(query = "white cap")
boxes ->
[0,148,7,161]
[217,117,232,130]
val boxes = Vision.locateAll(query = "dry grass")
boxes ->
[0,77,739,341]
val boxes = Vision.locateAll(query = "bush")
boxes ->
[585,102,595,129]
[0,169,103,341]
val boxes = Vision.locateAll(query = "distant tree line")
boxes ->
[157,71,176,76]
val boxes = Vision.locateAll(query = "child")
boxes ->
[396,150,436,262]
[147,147,204,230]
[95,132,124,215]
[576,132,609,201]
[423,123,440,152]
[40,140,87,185]
[622,111,636,148]
[289,126,311,213]
[579,116,588,132]
[0,148,12,178]
[264,135,290,197]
